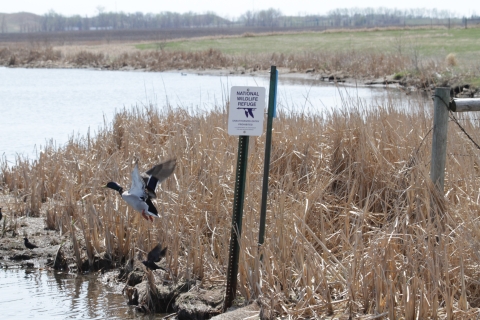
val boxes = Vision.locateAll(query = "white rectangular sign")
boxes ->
[228,86,265,136]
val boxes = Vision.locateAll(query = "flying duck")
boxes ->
[24,237,38,249]
[142,243,167,271]
[104,159,176,221]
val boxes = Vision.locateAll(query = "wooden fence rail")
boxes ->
[450,98,480,112]
[431,89,480,194]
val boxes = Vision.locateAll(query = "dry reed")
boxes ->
[446,53,458,67]
[2,93,480,318]
[0,44,450,83]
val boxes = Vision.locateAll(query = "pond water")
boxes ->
[0,267,162,319]
[0,66,418,161]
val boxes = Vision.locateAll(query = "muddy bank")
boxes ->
[186,67,480,98]
[0,216,72,269]
[0,213,256,319]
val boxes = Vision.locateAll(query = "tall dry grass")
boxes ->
[2,93,480,318]
[0,44,444,82]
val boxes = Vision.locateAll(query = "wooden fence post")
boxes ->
[430,87,450,193]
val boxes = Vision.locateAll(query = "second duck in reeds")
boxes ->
[142,243,167,271]
[104,159,176,221]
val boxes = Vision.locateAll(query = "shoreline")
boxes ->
[4,63,479,97]
[1,41,479,97]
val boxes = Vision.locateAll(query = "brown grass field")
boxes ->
[3,93,480,318]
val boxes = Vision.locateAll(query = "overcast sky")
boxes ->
[1,0,477,18]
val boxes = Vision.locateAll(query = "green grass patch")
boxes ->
[135,27,480,62]
[393,71,407,80]
[467,76,480,88]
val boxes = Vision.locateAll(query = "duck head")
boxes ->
[104,182,124,195]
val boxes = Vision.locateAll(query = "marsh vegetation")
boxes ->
[2,92,480,318]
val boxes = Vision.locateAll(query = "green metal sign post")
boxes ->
[258,66,278,252]
[224,82,269,310]
[223,66,278,310]
[224,135,249,310]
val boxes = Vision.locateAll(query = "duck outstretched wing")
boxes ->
[145,159,176,184]
[128,163,147,198]
[142,159,176,198]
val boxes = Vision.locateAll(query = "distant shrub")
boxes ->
[393,71,406,80]
[446,53,457,67]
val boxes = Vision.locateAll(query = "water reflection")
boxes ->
[0,268,160,319]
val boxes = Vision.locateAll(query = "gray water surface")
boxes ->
[0,268,149,319]
[0,67,413,161]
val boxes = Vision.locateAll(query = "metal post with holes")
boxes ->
[224,135,249,310]
[258,66,278,253]
[430,87,450,193]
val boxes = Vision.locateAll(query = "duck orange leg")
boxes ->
[141,210,149,221]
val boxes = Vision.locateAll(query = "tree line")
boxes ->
[2,7,479,33]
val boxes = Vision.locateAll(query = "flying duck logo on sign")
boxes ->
[228,86,265,136]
